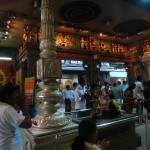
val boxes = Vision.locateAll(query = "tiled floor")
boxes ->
[136,122,150,150]
[135,108,150,150]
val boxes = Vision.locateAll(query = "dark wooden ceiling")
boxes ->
[0,0,149,48]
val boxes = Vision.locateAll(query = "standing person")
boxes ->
[111,82,122,106]
[85,83,99,115]
[122,83,136,113]
[134,75,144,115]
[62,84,72,112]
[71,118,110,150]
[71,82,78,111]
[0,82,32,150]
[74,78,86,117]
[99,82,110,114]
[122,80,129,95]
[143,81,150,117]
[117,81,123,107]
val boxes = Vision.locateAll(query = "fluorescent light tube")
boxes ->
[0,57,12,60]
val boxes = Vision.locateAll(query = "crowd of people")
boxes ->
[61,78,121,118]
[1,75,150,149]
[61,75,150,119]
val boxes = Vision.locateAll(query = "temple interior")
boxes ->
[0,0,150,150]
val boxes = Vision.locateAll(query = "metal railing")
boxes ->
[53,99,150,150]
[136,99,150,124]
[53,111,150,150]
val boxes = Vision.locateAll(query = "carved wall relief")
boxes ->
[142,39,150,52]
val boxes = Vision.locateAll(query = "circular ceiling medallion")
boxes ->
[113,20,149,35]
[59,1,101,23]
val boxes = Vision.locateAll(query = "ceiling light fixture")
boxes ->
[0,57,12,60]
[105,19,112,26]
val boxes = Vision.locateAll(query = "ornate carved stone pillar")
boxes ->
[86,60,100,85]
[32,0,70,128]
[146,63,150,81]
[141,61,150,81]
[126,63,134,84]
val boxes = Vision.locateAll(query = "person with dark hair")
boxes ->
[62,84,72,112]
[71,82,78,111]
[0,82,32,150]
[102,92,121,119]
[71,118,110,150]
[122,80,129,95]
[122,83,136,113]
[134,75,144,115]
[143,81,150,117]
[74,78,86,113]
[100,82,110,114]
[85,83,99,109]
[112,82,122,107]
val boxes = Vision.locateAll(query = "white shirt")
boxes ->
[74,85,85,109]
[84,142,102,150]
[0,102,25,150]
[135,81,144,100]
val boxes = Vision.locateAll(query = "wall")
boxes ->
[58,74,78,91]
[0,60,15,85]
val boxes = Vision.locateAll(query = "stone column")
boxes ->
[32,0,70,128]
[147,64,150,81]
[86,60,99,85]
[126,63,134,84]
[142,61,150,81]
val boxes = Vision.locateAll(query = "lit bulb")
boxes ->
[7,20,11,24]
[100,33,103,36]
[5,31,9,35]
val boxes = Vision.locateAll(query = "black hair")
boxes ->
[65,84,70,89]
[104,81,108,86]
[125,83,135,93]
[108,92,115,99]
[117,81,121,85]
[78,78,85,85]
[71,118,97,150]
[73,82,78,87]
[137,75,142,81]
[90,82,98,89]
[0,82,20,102]
[123,80,127,85]
[113,83,117,87]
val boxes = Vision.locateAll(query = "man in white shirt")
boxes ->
[134,75,144,114]
[74,78,86,117]
[71,82,78,111]
[0,83,32,150]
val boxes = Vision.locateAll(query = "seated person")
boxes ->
[71,118,110,150]
[102,92,121,119]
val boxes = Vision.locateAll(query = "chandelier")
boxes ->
[0,12,26,41]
